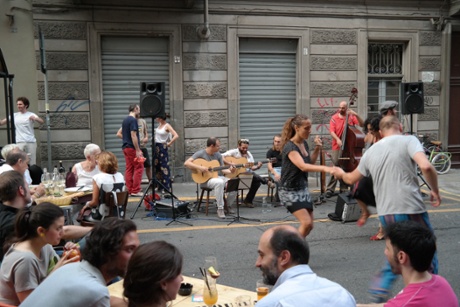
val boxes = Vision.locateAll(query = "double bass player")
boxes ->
[325,101,364,198]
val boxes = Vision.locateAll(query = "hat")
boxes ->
[379,100,398,114]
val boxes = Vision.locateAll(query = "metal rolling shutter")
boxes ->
[239,38,297,163]
[101,36,169,171]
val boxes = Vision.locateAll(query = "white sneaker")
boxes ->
[217,208,226,219]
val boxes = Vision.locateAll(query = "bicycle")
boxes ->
[418,135,452,175]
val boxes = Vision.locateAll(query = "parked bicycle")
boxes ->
[418,134,452,175]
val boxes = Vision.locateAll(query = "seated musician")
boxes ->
[266,134,282,203]
[184,137,237,219]
[222,138,274,208]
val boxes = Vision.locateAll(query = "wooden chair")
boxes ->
[80,184,128,226]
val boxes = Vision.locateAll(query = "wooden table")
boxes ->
[108,275,256,307]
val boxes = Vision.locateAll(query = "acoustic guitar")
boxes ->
[223,156,277,179]
[191,158,248,184]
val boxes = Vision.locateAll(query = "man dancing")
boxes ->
[331,116,441,303]
[326,100,363,197]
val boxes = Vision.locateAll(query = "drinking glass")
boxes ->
[256,279,271,301]
[235,295,253,307]
[205,256,220,278]
[42,172,52,196]
[202,273,218,307]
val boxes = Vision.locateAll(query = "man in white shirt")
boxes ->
[222,138,273,208]
[255,225,356,307]
[0,97,44,165]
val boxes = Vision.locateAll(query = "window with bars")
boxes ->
[367,43,404,118]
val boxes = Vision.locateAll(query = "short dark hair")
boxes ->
[206,137,219,147]
[6,150,27,166]
[385,221,436,272]
[17,97,30,109]
[369,115,382,133]
[128,104,138,112]
[0,170,26,202]
[123,241,183,306]
[269,227,310,265]
[82,218,137,269]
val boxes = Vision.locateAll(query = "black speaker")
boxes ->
[401,82,424,115]
[140,82,165,118]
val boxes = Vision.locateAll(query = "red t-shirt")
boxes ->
[329,113,359,150]
[385,274,458,307]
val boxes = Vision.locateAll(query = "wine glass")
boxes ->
[235,295,253,307]
[202,273,218,307]
[41,172,52,196]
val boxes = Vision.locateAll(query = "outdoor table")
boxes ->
[108,275,257,306]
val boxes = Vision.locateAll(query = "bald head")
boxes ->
[379,115,402,136]
[262,225,310,265]
[338,101,348,116]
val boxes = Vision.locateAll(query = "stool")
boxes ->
[267,177,275,202]
[197,187,213,216]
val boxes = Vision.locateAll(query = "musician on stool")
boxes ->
[222,139,275,208]
[326,101,364,198]
[184,137,237,219]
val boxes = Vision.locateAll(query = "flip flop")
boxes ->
[370,232,384,241]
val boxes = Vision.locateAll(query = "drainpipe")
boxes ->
[197,0,210,39]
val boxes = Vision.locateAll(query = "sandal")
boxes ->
[370,231,384,241]
[357,213,370,227]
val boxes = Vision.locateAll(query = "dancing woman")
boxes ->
[279,114,333,237]
[154,115,179,192]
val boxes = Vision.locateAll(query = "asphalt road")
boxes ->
[124,169,460,304]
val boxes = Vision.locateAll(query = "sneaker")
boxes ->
[130,192,144,197]
[243,202,255,208]
[217,208,226,219]
[226,207,235,214]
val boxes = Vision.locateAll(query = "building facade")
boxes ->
[1,0,459,180]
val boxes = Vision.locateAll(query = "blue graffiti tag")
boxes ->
[56,99,90,112]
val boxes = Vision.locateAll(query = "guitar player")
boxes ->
[222,138,275,208]
[184,137,237,219]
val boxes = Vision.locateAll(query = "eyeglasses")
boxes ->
[239,138,250,145]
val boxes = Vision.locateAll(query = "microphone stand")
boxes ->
[130,117,192,226]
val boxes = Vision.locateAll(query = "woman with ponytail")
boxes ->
[279,114,334,237]
[0,203,78,305]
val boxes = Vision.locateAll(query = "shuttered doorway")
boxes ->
[101,36,170,172]
[239,38,297,162]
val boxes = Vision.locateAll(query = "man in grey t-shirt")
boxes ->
[184,137,237,219]
[331,116,441,303]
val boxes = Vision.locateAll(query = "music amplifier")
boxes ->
[155,198,191,219]
[335,193,362,223]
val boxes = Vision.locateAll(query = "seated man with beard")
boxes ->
[255,225,355,307]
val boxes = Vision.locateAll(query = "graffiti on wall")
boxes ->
[55,98,90,113]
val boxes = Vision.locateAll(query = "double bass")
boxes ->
[338,88,365,172]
